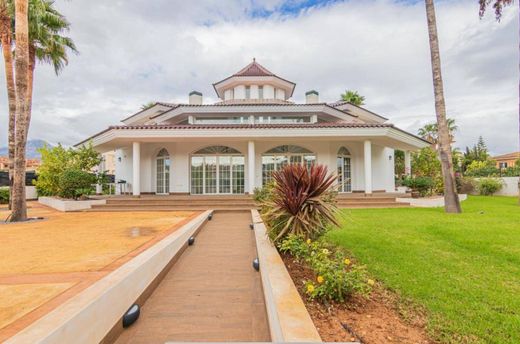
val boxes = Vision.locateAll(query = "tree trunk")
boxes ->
[424,0,461,213]
[10,0,30,222]
[28,44,35,111]
[0,0,16,210]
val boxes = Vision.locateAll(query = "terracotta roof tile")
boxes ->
[233,59,275,77]
[109,122,393,130]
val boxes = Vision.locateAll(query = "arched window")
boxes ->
[190,146,244,195]
[262,145,316,185]
[265,145,313,154]
[156,148,170,194]
[337,146,352,193]
[193,145,241,155]
[338,146,351,156]
[157,148,169,157]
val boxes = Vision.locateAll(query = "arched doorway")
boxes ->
[156,148,171,194]
[337,146,352,193]
[190,145,244,195]
[261,145,316,185]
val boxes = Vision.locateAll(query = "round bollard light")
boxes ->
[249,223,254,230]
[188,236,195,246]
[122,304,140,328]
[252,258,260,271]
[208,213,213,221]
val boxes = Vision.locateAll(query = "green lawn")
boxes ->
[326,196,520,344]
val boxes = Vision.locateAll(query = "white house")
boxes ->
[77,60,428,196]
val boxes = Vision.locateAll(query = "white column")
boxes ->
[132,142,141,196]
[248,141,255,194]
[404,151,412,176]
[364,140,372,194]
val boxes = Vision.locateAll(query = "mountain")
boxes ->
[0,139,54,159]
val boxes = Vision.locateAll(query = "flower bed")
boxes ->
[281,253,433,343]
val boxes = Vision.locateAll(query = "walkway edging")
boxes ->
[6,210,211,344]
[251,209,322,343]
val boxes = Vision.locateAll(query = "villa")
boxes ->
[78,60,429,196]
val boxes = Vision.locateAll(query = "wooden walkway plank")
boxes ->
[115,211,270,343]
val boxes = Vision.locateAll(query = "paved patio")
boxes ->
[0,203,197,341]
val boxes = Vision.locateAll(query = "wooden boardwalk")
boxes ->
[115,211,270,343]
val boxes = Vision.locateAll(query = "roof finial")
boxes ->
[253,57,256,62]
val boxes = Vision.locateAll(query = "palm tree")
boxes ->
[340,90,365,106]
[10,0,30,221]
[418,118,458,148]
[9,0,75,221]
[0,0,16,209]
[27,0,77,109]
[479,1,517,204]
[424,0,461,213]
[141,101,156,110]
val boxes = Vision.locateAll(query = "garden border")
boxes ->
[251,209,322,342]
[38,196,106,212]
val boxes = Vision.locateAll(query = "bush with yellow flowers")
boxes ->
[279,235,373,302]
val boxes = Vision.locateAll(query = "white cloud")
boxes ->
[0,0,516,155]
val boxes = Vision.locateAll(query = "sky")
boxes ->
[0,0,517,155]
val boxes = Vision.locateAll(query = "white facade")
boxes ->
[79,60,428,196]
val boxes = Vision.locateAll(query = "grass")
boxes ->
[326,196,520,344]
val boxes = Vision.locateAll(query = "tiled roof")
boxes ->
[148,102,356,120]
[233,59,275,77]
[492,152,520,160]
[109,122,393,130]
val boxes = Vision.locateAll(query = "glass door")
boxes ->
[156,153,170,194]
[337,156,351,193]
[204,156,217,194]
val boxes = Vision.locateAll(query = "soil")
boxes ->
[281,254,435,344]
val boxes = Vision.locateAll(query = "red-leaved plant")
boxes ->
[259,163,339,241]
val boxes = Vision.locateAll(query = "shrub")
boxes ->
[35,142,102,198]
[465,160,499,177]
[279,235,372,302]
[256,164,338,242]
[58,169,96,200]
[0,187,9,204]
[401,176,434,197]
[456,176,476,194]
[477,178,503,196]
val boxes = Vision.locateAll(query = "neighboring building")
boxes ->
[0,156,40,171]
[492,152,520,169]
[77,60,429,196]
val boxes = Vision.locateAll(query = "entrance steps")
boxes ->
[86,193,410,212]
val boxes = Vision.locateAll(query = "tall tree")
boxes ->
[424,0,461,213]
[418,118,458,148]
[0,0,16,209]
[479,0,517,203]
[27,0,76,111]
[141,101,156,110]
[10,0,30,221]
[340,90,365,106]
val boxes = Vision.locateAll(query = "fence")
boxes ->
[0,171,37,187]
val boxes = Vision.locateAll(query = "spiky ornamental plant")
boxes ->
[260,164,339,242]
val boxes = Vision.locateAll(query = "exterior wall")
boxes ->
[275,88,285,100]
[234,85,246,100]
[250,85,259,99]
[224,89,233,101]
[114,140,396,195]
[264,85,275,99]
